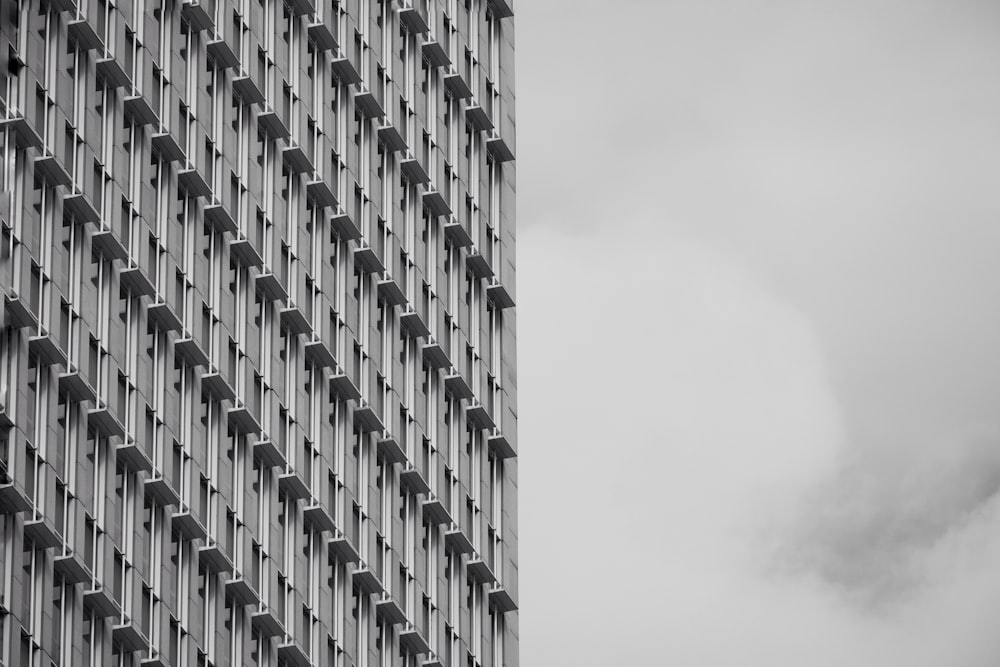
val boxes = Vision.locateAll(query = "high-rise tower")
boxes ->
[0,0,516,664]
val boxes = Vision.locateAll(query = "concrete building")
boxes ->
[0,0,517,664]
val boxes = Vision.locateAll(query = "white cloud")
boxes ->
[518,224,1000,666]
[514,0,1000,663]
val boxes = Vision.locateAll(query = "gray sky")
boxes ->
[514,1,1000,664]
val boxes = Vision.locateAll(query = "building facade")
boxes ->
[0,0,517,664]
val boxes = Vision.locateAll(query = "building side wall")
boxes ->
[0,0,516,665]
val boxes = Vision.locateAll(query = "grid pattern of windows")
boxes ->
[0,0,516,664]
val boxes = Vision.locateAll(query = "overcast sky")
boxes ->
[514,1,1000,664]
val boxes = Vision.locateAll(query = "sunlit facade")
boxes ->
[0,0,517,664]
